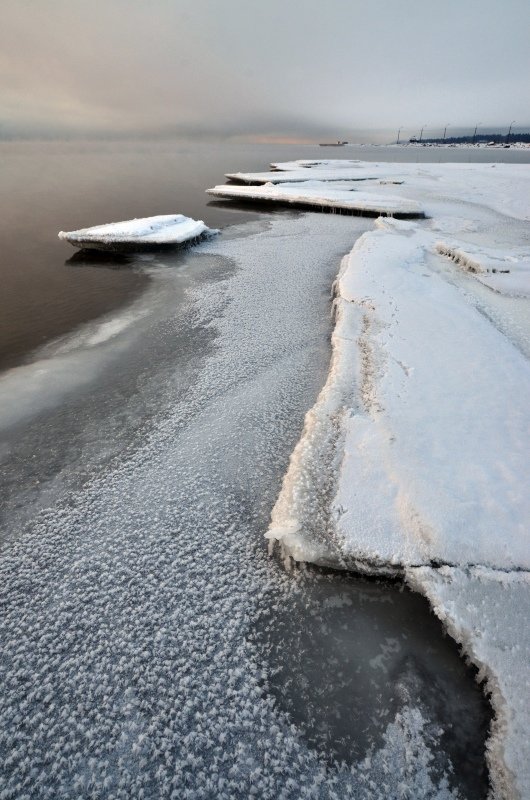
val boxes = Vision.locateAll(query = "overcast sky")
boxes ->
[1,0,529,142]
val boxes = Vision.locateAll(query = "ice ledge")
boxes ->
[266,212,530,798]
[224,167,388,184]
[435,241,530,298]
[207,182,423,218]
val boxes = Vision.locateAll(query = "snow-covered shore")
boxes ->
[257,160,530,799]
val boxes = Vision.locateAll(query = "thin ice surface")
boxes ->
[58,214,216,247]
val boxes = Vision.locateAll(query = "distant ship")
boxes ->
[319,140,348,146]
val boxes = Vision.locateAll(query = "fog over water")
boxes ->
[1,0,529,142]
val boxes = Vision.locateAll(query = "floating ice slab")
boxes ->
[207,181,423,217]
[59,214,217,251]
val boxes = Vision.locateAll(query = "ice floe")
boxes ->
[59,214,218,250]
[208,180,423,217]
[435,241,530,297]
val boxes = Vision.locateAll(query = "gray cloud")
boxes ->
[1,0,528,141]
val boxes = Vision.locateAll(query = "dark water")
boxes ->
[1,139,529,371]
[253,567,490,798]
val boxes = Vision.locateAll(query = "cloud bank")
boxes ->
[1,0,528,141]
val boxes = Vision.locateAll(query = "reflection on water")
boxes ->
[252,566,490,799]
[65,249,137,269]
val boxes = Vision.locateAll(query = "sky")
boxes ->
[1,0,529,142]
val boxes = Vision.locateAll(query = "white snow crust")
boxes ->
[59,214,217,248]
[266,160,530,798]
[208,181,423,216]
[269,217,530,571]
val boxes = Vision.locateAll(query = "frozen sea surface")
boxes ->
[0,214,489,799]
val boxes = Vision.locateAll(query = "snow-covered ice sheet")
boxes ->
[208,180,423,217]
[59,214,217,249]
[269,217,530,571]
[238,160,530,221]
[265,160,530,798]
